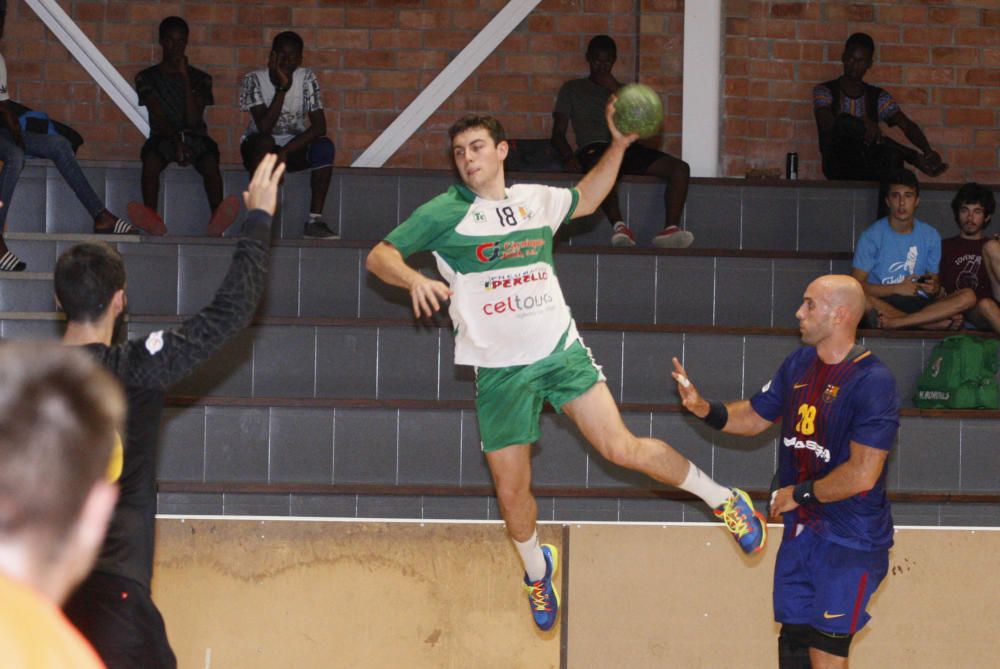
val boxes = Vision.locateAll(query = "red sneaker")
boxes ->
[126,202,167,236]
[652,225,694,248]
[207,195,240,237]
[611,221,636,247]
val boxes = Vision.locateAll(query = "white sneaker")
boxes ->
[652,225,694,248]
[611,221,636,247]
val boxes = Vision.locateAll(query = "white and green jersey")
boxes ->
[385,182,580,368]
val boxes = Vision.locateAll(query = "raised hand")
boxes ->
[243,153,286,216]
[671,356,709,418]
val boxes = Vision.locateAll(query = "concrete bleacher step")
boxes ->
[5,167,998,527]
[0,233,855,328]
[6,161,983,247]
[149,391,1000,527]
[2,313,987,413]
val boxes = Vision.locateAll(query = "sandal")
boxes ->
[0,250,26,272]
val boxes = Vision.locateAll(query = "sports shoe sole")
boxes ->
[653,230,694,248]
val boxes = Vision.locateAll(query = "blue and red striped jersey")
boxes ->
[751,346,900,551]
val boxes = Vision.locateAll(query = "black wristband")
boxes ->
[793,480,819,505]
[276,85,290,93]
[702,400,728,430]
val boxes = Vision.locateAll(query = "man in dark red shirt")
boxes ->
[940,183,1000,334]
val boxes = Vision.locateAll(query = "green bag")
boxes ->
[914,335,999,409]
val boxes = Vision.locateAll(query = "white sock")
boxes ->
[613,220,626,229]
[309,212,322,221]
[679,461,730,509]
[513,530,547,582]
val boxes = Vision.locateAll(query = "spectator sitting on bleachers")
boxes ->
[0,14,141,272]
[0,341,124,668]
[551,34,692,248]
[128,16,239,237]
[940,183,1000,334]
[239,31,336,239]
[814,32,947,189]
[852,168,975,330]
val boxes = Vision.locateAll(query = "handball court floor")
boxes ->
[152,517,999,668]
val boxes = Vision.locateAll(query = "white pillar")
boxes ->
[682,0,723,177]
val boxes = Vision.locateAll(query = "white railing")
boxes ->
[23,0,149,136]
[352,0,542,168]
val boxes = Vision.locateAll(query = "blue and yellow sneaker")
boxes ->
[523,544,560,631]
[714,488,767,554]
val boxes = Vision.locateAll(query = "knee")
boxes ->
[599,432,640,469]
[494,476,531,509]
[49,134,73,156]
[983,239,1000,263]
[308,137,335,168]
[674,158,691,181]
[241,133,275,170]
[978,297,999,316]
[959,288,978,310]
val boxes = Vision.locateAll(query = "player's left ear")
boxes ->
[110,288,127,316]
[496,140,509,161]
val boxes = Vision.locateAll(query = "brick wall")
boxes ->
[5,2,997,181]
[723,1,1000,183]
[2,0,683,169]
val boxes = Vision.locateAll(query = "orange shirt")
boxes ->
[0,571,106,668]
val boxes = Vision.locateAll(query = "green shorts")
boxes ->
[475,339,605,452]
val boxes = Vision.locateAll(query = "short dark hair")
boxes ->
[54,243,126,323]
[883,168,920,196]
[0,342,123,548]
[587,34,617,57]
[844,32,875,55]
[448,114,506,146]
[951,182,996,227]
[272,31,304,53]
[158,16,188,40]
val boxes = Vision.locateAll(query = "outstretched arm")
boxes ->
[115,155,285,389]
[888,110,945,173]
[671,357,773,436]
[571,96,637,218]
[365,242,453,319]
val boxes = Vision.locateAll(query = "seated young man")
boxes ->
[852,169,975,330]
[940,182,1000,334]
[129,16,239,237]
[0,23,138,272]
[551,34,692,248]
[814,32,947,185]
[239,31,336,239]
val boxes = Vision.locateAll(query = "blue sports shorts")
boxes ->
[773,525,889,635]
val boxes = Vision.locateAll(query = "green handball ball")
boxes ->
[613,83,664,138]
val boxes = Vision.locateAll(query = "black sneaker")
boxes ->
[303,219,339,239]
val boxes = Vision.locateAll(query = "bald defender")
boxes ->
[672,275,900,668]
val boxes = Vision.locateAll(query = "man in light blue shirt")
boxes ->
[852,168,975,329]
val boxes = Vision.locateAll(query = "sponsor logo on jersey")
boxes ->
[822,384,839,403]
[482,292,554,316]
[822,611,846,619]
[475,238,545,263]
[782,436,831,463]
[473,211,487,223]
[482,268,549,291]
